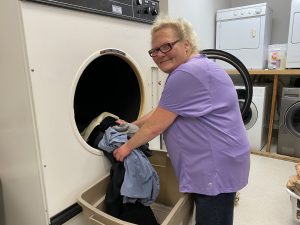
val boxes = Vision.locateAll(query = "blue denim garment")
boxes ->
[98,127,160,206]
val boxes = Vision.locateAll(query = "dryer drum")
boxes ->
[200,49,253,119]
[285,102,300,138]
[73,54,142,134]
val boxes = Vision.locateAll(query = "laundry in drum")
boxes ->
[81,112,160,224]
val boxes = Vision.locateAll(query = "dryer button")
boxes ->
[144,7,150,14]
[151,8,158,16]
[255,8,262,14]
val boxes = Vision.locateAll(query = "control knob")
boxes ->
[144,6,150,14]
[151,8,158,16]
[255,8,262,14]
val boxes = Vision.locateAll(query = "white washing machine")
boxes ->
[236,85,272,151]
[286,0,300,68]
[0,0,159,225]
[216,3,272,69]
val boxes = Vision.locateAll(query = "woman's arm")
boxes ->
[113,106,177,161]
[132,108,155,128]
[116,109,155,126]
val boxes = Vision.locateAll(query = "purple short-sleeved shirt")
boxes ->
[159,54,250,195]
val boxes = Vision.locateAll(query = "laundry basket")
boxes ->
[78,150,194,225]
[287,188,300,223]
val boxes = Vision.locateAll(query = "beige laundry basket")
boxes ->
[78,150,194,225]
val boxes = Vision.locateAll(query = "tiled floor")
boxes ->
[6,153,298,225]
[234,154,298,225]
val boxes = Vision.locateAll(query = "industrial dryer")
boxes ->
[0,0,159,224]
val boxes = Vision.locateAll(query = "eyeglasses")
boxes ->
[148,40,181,57]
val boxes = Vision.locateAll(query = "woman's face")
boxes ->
[151,27,191,74]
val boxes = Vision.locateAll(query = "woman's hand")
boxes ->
[113,144,131,162]
[116,119,126,125]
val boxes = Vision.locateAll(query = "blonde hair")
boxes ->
[151,17,200,53]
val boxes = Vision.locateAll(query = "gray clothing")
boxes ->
[112,123,139,138]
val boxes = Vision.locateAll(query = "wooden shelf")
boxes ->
[227,69,300,75]
[251,150,300,163]
[227,69,300,162]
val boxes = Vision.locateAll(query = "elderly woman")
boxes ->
[113,17,250,225]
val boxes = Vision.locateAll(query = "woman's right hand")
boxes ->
[113,144,131,162]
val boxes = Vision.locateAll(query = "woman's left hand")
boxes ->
[116,119,126,125]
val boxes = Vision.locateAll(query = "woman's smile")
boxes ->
[159,58,172,65]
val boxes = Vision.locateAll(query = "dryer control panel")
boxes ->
[23,0,160,24]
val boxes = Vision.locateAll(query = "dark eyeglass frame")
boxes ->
[148,39,181,57]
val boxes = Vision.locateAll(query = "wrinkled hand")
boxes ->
[113,145,131,162]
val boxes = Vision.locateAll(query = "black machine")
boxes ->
[200,49,253,119]
[23,0,159,24]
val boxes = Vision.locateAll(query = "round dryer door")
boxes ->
[72,50,146,152]
[74,53,142,132]
[285,102,300,138]
[236,88,257,127]
[200,49,253,118]
[241,101,258,130]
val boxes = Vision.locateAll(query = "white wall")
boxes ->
[160,0,231,49]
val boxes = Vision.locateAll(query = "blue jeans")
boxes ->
[192,192,236,225]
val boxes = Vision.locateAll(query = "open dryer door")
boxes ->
[200,49,253,119]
